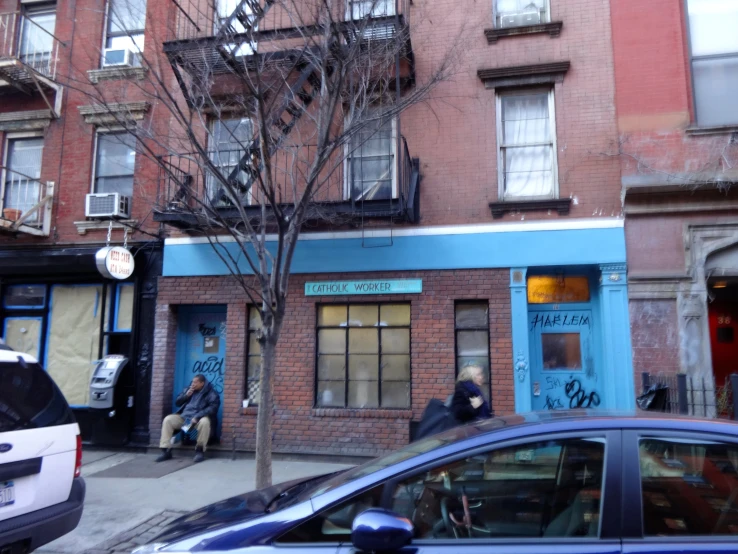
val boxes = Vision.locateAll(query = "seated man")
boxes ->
[156,374,220,463]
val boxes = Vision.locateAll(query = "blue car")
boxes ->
[134,411,738,553]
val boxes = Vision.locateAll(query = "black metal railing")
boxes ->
[640,372,738,420]
[155,135,418,223]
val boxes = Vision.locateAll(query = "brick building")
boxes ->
[0,0,163,444]
[1,0,636,456]
[149,0,634,457]
[612,0,738,411]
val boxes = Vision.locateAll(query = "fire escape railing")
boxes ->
[0,11,61,81]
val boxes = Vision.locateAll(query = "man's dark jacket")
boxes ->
[175,381,220,440]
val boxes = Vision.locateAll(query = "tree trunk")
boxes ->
[255,335,277,489]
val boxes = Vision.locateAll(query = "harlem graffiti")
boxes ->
[530,313,591,331]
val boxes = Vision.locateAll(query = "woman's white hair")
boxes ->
[457,364,483,383]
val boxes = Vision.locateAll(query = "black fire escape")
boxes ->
[154,0,419,231]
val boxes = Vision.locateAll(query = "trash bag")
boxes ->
[414,398,458,441]
[637,384,670,411]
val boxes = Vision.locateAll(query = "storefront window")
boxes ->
[115,283,134,331]
[247,306,261,406]
[3,284,46,309]
[455,302,491,400]
[316,303,411,409]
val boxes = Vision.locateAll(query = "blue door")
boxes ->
[529,308,601,411]
[174,305,227,436]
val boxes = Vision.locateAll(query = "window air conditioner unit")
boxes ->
[500,9,541,28]
[85,193,131,219]
[102,48,134,68]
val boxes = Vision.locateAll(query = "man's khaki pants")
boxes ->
[159,414,210,450]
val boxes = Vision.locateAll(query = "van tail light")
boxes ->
[74,435,83,478]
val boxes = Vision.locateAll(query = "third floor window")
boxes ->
[104,0,146,67]
[494,0,549,28]
[687,0,738,127]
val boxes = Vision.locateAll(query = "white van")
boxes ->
[0,344,85,552]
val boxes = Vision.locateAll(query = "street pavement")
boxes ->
[37,449,353,554]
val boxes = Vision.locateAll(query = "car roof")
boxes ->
[0,346,39,364]
[458,409,738,438]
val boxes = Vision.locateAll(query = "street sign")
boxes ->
[95,246,135,280]
[305,279,422,296]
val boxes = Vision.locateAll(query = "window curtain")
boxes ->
[501,92,553,198]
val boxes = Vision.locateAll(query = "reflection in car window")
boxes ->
[391,438,606,539]
[640,437,738,536]
[0,359,75,432]
[278,486,384,542]
[309,421,505,498]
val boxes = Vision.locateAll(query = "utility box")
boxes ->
[89,355,128,410]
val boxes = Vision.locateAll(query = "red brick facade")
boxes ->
[150,270,513,456]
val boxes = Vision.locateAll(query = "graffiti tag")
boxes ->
[530,313,591,331]
[565,378,601,409]
[544,396,564,410]
[191,356,225,394]
[199,324,216,336]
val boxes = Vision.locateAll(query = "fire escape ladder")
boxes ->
[225,59,328,197]
[214,0,274,47]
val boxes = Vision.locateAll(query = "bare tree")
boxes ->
[66,0,462,487]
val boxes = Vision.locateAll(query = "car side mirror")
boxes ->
[352,508,414,552]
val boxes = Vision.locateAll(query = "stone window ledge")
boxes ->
[477,61,570,89]
[685,124,738,136]
[0,109,54,132]
[312,408,413,419]
[485,21,563,44]
[88,66,148,84]
[74,219,138,235]
[78,102,150,126]
[489,198,571,218]
[241,407,259,415]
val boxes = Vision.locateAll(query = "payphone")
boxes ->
[89,355,128,413]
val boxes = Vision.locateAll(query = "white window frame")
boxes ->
[1,132,44,215]
[346,0,395,20]
[496,87,559,201]
[493,0,550,29]
[207,117,255,206]
[101,0,146,68]
[90,128,136,196]
[343,114,398,202]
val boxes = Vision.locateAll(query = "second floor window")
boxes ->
[347,113,396,201]
[3,137,43,223]
[687,0,738,126]
[104,0,146,67]
[207,117,253,205]
[496,89,558,200]
[494,0,549,28]
[348,0,394,19]
[94,132,136,198]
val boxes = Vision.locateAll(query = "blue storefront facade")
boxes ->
[152,218,634,455]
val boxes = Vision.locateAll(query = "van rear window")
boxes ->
[0,358,75,432]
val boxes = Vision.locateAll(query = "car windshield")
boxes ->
[306,420,505,499]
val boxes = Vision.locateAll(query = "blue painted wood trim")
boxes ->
[598,264,636,410]
[509,268,531,414]
[163,227,626,277]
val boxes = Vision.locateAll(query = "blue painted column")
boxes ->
[510,268,531,413]
[598,264,636,410]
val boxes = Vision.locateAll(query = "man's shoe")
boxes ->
[193,447,205,463]
[155,449,172,462]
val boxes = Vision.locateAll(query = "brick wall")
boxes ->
[629,299,681,383]
[151,269,513,456]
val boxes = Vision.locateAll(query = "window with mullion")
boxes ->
[494,0,549,28]
[346,114,396,201]
[687,0,738,126]
[497,89,557,200]
[246,306,262,406]
[455,301,491,401]
[207,117,254,206]
[317,303,410,409]
[94,132,136,197]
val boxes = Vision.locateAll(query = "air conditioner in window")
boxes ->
[102,48,135,68]
[500,9,542,28]
[85,193,131,219]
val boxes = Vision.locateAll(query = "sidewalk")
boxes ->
[38,449,352,554]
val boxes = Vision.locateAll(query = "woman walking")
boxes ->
[451,365,492,423]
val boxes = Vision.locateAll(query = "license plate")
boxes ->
[0,482,15,508]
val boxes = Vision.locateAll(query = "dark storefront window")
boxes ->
[316,303,410,409]
[455,301,491,400]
